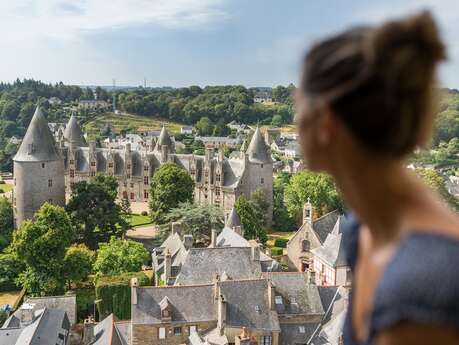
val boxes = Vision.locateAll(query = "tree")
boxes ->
[271,114,283,127]
[93,237,149,276]
[158,202,224,245]
[149,163,194,224]
[235,196,267,243]
[10,203,75,296]
[284,171,344,221]
[63,244,95,288]
[195,117,214,136]
[120,196,132,216]
[415,168,459,211]
[272,175,296,232]
[0,197,14,250]
[249,189,271,228]
[66,174,129,249]
[0,251,24,290]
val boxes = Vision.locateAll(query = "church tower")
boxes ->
[13,106,65,227]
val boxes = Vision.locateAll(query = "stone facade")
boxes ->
[59,117,273,221]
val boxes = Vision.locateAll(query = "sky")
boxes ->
[1,0,459,88]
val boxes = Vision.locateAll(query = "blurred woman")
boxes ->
[296,10,459,345]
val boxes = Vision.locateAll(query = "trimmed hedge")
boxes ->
[271,247,283,256]
[274,238,289,248]
[95,272,150,320]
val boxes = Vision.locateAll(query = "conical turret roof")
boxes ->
[64,113,87,147]
[155,126,174,150]
[14,106,61,162]
[226,208,241,229]
[246,127,272,163]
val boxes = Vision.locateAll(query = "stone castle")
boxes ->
[13,106,273,227]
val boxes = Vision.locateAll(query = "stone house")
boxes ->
[286,201,340,272]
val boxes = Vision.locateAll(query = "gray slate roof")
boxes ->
[132,285,216,324]
[24,295,76,325]
[246,127,272,164]
[226,208,241,228]
[280,323,320,345]
[263,273,324,316]
[64,114,87,147]
[220,279,280,332]
[14,106,61,162]
[311,216,347,267]
[312,210,340,244]
[156,126,174,150]
[174,247,263,285]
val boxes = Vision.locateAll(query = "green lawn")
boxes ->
[0,184,12,193]
[84,112,184,136]
[125,214,153,228]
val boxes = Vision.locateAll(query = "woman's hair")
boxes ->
[302,10,446,157]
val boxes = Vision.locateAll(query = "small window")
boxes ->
[261,178,264,184]
[48,179,53,187]
[127,174,131,179]
[144,176,149,185]
[158,327,166,339]
[130,183,134,188]
[42,163,45,168]
[299,326,305,333]
[261,336,272,345]
[70,159,74,165]
[174,327,182,336]
[144,190,149,199]
[261,164,263,168]
[275,296,283,305]
[91,161,96,167]
[108,162,114,168]
[70,170,75,178]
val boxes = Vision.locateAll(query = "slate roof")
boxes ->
[311,216,347,267]
[280,323,320,345]
[64,114,87,147]
[91,313,126,345]
[114,321,130,345]
[174,247,263,285]
[14,106,61,162]
[0,308,70,345]
[132,285,216,324]
[226,208,241,229]
[263,272,324,316]
[246,127,272,164]
[155,126,174,150]
[24,295,76,325]
[220,279,280,332]
[312,211,340,244]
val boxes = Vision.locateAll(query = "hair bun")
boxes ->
[372,10,446,90]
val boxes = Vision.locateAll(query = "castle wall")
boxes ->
[14,159,65,227]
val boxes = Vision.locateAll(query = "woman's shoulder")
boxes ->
[371,232,459,334]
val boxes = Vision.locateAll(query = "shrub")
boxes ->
[271,247,283,256]
[0,190,4,194]
[95,271,150,320]
[0,180,5,184]
[274,238,289,248]
[141,211,148,216]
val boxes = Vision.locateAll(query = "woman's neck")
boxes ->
[330,153,420,243]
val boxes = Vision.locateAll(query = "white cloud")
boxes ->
[0,0,228,43]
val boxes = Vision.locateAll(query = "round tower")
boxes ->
[13,106,65,227]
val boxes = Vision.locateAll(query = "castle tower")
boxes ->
[64,112,87,147]
[13,106,65,227]
[154,126,175,162]
[245,126,274,226]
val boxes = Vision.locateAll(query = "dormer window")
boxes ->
[275,296,283,305]
[162,309,169,318]
[91,161,96,167]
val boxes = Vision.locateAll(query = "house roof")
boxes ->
[64,114,87,147]
[92,313,115,345]
[156,126,174,150]
[263,272,324,316]
[174,247,263,285]
[132,285,216,324]
[220,279,280,332]
[226,208,241,229]
[280,323,320,345]
[312,210,340,244]
[14,106,61,162]
[311,216,347,267]
[24,295,76,325]
[246,127,272,164]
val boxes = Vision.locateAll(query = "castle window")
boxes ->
[127,164,131,170]
[158,327,166,339]
[261,164,264,168]
[127,174,131,179]
[124,182,127,187]
[174,327,182,336]
[261,177,264,184]
[302,240,310,252]
[70,160,74,165]
[42,163,45,168]
[261,336,272,345]
[144,190,149,199]
[70,170,75,178]
[130,192,135,200]
[130,183,134,188]
[91,161,96,167]
[108,162,114,168]
[144,165,149,171]
[216,173,221,182]
[70,182,75,189]
[144,176,149,185]
[48,179,52,187]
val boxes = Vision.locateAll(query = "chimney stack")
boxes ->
[217,294,227,335]
[183,234,193,250]
[268,280,275,311]
[164,249,172,285]
[83,317,96,344]
[19,303,35,326]
[249,240,260,261]
[210,229,217,248]
[131,277,139,304]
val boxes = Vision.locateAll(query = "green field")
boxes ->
[0,184,12,193]
[125,214,153,228]
[84,112,184,136]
